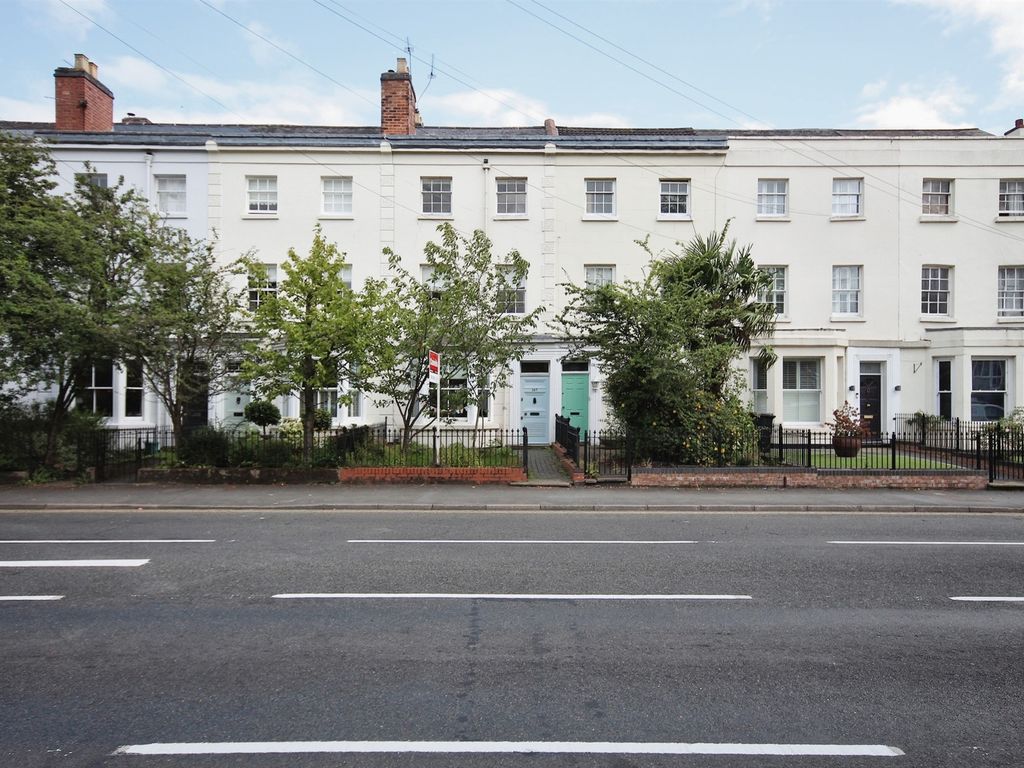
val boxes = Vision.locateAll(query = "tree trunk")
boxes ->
[303,383,316,464]
[43,376,75,469]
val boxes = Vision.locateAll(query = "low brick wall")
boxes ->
[138,467,339,484]
[632,467,988,490]
[0,471,29,485]
[551,443,585,484]
[338,466,526,484]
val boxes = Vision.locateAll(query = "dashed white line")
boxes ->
[272,593,751,601]
[348,539,699,544]
[0,595,64,601]
[0,539,214,544]
[830,540,1024,546]
[950,596,1024,602]
[112,740,903,756]
[0,559,149,568]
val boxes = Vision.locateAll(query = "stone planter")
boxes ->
[832,435,862,458]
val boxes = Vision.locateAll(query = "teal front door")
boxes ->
[521,375,550,444]
[561,373,589,435]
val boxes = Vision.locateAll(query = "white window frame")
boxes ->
[831,178,863,217]
[124,359,145,419]
[78,359,115,418]
[246,175,278,215]
[757,178,788,217]
[496,177,527,217]
[760,266,787,317]
[999,180,1024,218]
[998,266,1024,318]
[751,358,769,414]
[321,176,353,216]
[421,177,452,216]
[498,266,526,314]
[248,264,278,311]
[154,174,186,216]
[971,358,1008,421]
[782,358,821,423]
[921,266,952,317]
[585,178,616,218]
[922,179,952,216]
[659,179,690,218]
[831,265,863,317]
[935,358,952,420]
[585,264,615,288]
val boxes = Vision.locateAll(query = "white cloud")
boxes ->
[243,20,291,64]
[860,80,888,100]
[855,82,974,128]
[0,96,54,122]
[35,0,109,39]
[429,88,629,127]
[101,56,169,94]
[900,0,1024,107]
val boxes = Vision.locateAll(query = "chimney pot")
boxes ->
[1017,118,1024,129]
[397,57,409,74]
[74,53,89,71]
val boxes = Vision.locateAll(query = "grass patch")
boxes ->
[778,448,960,470]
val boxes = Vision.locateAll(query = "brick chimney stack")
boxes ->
[1005,118,1024,137]
[54,54,114,132]
[381,57,418,136]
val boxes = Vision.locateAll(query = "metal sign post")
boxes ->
[428,351,441,465]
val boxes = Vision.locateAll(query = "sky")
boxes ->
[1,0,1022,135]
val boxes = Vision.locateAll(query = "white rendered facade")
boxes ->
[7,58,1024,440]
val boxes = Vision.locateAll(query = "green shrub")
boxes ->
[179,427,230,467]
[229,437,295,468]
[313,408,333,431]
[243,400,281,434]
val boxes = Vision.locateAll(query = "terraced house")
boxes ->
[6,54,1024,440]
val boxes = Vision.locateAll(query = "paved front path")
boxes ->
[524,446,570,484]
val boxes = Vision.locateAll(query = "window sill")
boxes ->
[318,214,354,220]
[582,215,618,221]
[994,215,1024,223]
[918,215,958,223]
[920,315,957,323]
[997,316,1024,323]
[158,212,188,219]
[242,214,279,220]
[773,316,791,323]
[419,214,453,221]
[830,315,865,322]
[657,214,692,222]
[493,214,529,221]
[830,215,865,222]
[755,215,790,222]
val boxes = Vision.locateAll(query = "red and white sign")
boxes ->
[428,350,441,383]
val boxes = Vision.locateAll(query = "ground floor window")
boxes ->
[124,359,144,418]
[971,359,1006,421]
[751,358,768,414]
[782,358,821,422]
[428,377,469,419]
[76,359,114,417]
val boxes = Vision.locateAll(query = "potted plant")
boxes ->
[829,401,868,457]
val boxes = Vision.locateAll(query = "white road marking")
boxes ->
[348,539,699,544]
[0,559,149,568]
[950,596,1024,602]
[0,539,214,544]
[273,593,751,601]
[112,740,903,756]
[830,540,1024,546]
[0,595,64,601]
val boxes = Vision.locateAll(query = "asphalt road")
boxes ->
[2,509,1023,768]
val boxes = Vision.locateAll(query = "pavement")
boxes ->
[1,480,1022,513]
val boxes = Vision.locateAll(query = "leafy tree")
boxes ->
[558,224,776,465]
[243,400,281,435]
[360,224,540,450]
[240,227,364,462]
[126,233,243,446]
[1,135,159,464]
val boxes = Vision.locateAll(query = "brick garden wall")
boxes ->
[338,466,526,484]
[631,467,988,490]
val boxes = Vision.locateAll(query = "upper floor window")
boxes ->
[155,175,186,216]
[585,264,615,288]
[421,177,452,215]
[921,266,951,316]
[999,180,1024,217]
[421,264,443,300]
[322,177,352,215]
[998,266,1024,318]
[585,178,616,216]
[760,266,787,316]
[922,179,952,216]
[248,264,278,311]
[496,177,527,216]
[757,179,788,216]
[832,265,862,316]
[659,180,690,216]
[497,266,526,314]
[76,172,108,188]
[246,176,278,214]
[832,178,863,216]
